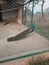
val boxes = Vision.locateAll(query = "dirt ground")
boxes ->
[0,22,49,58]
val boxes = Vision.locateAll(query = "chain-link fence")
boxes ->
[0,0,25,22]
[33,13,49,40]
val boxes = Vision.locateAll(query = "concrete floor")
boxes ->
[0,22,49,58]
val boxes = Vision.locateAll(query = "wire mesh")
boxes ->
[0,0,26,21]
[0,0,24,12]
[0,0,32,21]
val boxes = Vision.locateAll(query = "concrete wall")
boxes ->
[2,7,23,24]
[17,7,22,24]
